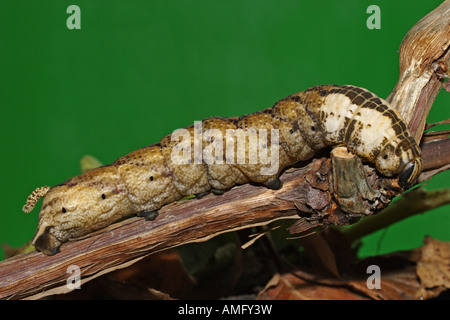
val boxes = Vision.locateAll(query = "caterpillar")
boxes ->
[23,85,422,255]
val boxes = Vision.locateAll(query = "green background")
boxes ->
[0,0,449,260]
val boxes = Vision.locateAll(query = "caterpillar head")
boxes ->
[375,135,422,189]
[25,166,131,255]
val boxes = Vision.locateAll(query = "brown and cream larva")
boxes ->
[23,85,422,255]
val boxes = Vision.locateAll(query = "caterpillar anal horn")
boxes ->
[22,186,51,213]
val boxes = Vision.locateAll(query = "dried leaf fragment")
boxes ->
[416,237,450,299]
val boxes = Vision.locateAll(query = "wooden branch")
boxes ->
[342,187,450,242]
[1,1,449,300]
[387,0,450,141]
[421,137,450,172]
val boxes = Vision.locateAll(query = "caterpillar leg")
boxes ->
[195,191,210,199]
[264,177,283,190]
[211,188,228,195]
[137,210,159,221]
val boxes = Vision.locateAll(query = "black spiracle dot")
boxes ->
[311,126,316,131]
[383,154,388,159]
[150,176,154,181]
[101,194,106,199]
[61,207,67,213]
[289,129,294,134]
